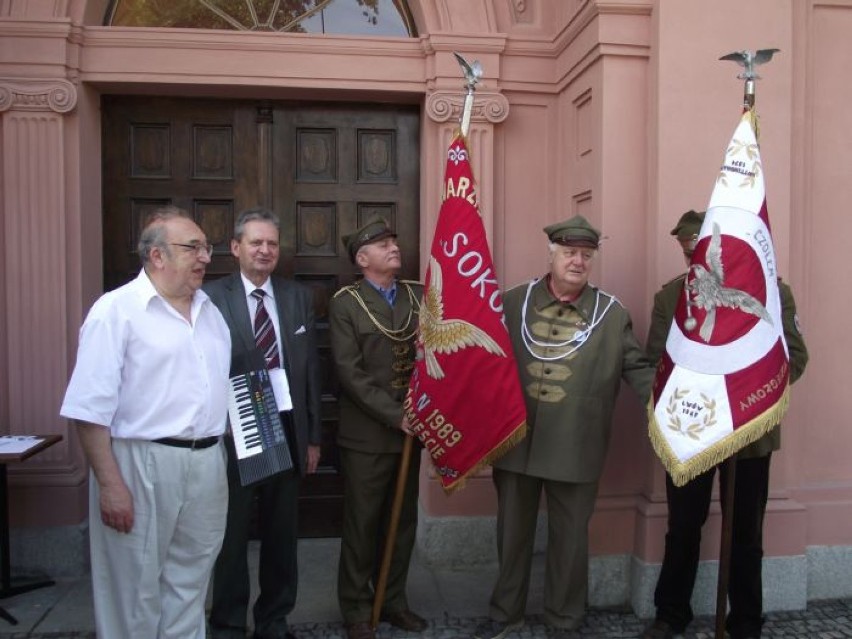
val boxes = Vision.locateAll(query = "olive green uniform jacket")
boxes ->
[494,278,656,483]
[329,278,423,453]
[646,276,808,458]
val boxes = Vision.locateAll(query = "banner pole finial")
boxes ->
[453,52,483,137]
[719,48,780,109]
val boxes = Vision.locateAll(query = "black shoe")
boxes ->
[640,620,685,639]
[473,618,524,639]
[380,609,428,632]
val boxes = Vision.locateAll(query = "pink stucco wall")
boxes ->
[1,0,850,579]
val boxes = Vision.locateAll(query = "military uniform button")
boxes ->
[557,310,564,317]
[552,329,559,336]
[540,389,548,396]
[544,368,551,375]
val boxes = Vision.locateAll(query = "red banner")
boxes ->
[405,135,527,493]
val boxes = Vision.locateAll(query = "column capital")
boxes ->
[0,78,77,114]
[425,89,509,125]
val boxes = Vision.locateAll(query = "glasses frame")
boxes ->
[169,242,214,257]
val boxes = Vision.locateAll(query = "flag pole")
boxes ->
[370,435,414,629]
[713,47,778,639]
[369,53,483,629]
[715,457,736,639]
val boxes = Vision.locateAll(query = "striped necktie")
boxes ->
[251,289,281,369]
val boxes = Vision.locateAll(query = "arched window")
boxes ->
[105,0,417,36]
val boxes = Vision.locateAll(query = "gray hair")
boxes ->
[234,207,280,241]
[138,205,190,264]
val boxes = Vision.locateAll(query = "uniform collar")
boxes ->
[532,276,596,323]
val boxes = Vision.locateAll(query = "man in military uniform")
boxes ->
[475,215,655,639]
[645,209,705,364]
[329,217,427,639]
[641,210,809,639]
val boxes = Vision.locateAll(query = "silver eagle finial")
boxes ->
[719,48,780,81]
[685,222,773,342]
[453,52,483,90]
[453,52,484,137]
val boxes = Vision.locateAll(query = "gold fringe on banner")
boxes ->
[441,421,527,495]
[647,386,789,487]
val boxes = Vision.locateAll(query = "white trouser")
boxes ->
[89,438,228,639]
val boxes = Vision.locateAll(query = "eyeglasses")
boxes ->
[169,242,214,257]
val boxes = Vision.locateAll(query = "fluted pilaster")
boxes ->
[1,78,77,467]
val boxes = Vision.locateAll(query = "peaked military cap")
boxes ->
[342,215,397,263]
[670,209,705,239]
[544,214,601,248]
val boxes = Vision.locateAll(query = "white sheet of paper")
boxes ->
[269,367,293,412]
[0,436,44,454]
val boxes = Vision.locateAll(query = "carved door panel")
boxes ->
[101,97,420,536]
[274,104,420,536]
[102,96,261,290]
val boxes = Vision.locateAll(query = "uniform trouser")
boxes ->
[489,468,599,630]
[210,434,300,637]
[337,446,421,624]
[653,454,771,639]
[88,438,228,639]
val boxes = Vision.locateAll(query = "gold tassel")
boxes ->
[647,386,789,487]
[745,107,761,142]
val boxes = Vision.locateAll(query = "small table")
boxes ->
[0,434,63,625]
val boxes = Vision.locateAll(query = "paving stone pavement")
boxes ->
[286,599,852,638]
[3,597,851,637]
[0,538,850,638]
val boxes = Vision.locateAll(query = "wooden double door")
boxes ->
[102,96,420,536]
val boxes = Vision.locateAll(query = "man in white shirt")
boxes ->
[60,206,232,639]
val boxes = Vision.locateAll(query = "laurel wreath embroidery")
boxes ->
[665,388,718,441]
[727,138,758,160]
[718,137,762,188]
[740,159,762,189]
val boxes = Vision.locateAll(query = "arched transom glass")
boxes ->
[106,0,417,36]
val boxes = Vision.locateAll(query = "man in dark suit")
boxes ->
[206,207,322,639]
[329,216,426,639]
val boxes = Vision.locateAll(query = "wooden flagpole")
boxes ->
[370,435,414,629]
[715,458,736,638]
[369,52,482,629]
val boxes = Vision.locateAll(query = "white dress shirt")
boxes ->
[240,273,284,365]
[60,269,232,439]
[240,273,293,411]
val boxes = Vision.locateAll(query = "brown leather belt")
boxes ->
[152,436,220,450]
